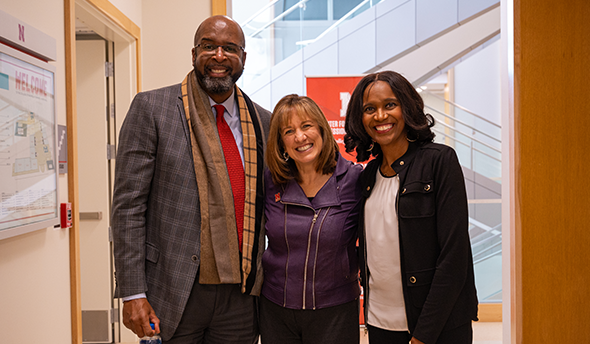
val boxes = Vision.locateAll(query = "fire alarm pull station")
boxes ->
[61,203,72,228]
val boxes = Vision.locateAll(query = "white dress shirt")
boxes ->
[208,90,244,167]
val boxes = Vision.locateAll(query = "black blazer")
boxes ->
[358,142,478,343]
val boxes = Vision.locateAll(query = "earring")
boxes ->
[283,151,289,161]
[366,141,374,152]
[406,132,418,142]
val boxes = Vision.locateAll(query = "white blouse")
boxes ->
[364,171,408,331]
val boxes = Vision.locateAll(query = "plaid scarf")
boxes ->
[181,71,263,293]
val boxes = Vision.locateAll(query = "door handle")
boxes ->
[80,212,103,220]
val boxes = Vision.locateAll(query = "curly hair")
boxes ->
[344,71,435,162]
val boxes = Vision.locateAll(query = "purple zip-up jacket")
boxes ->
[262,154,363,310]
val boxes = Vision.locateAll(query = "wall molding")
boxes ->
[212,0,227,16]
[65,1,141,343]
[478,303,502,322]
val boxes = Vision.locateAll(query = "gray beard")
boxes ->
[200,74,234,94]
[196,67,243,95]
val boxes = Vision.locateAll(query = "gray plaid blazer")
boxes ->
[111,83,270,340]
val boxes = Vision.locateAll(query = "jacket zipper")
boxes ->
[302,211,319,309]
[281,201,320,309]
[311,208,330,310]
[282,204,290,307]
[362,205,369,322]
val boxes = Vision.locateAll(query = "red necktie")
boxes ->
[214,104,244,252]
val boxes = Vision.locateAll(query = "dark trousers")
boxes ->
[367,322,473,344]
[366,325,410,344]
[165,279,257,344]
[259,295,359,344]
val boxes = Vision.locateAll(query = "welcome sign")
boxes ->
[0,9,59,239]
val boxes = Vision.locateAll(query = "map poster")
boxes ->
[0,50,58,235]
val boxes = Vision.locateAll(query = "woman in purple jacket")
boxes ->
[260,94,363,344]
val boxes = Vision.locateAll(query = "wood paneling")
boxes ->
[66,1,141,342]
[212,0,227,16]
[85,0,142,91]
[478,303,502,322]
[64,1,82,343]
[514,0,590,341]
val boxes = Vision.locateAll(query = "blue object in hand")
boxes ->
[139,323,162,344]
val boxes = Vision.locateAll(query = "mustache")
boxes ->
[206,64,233,72]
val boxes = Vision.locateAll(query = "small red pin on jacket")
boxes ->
[275,192,281,202]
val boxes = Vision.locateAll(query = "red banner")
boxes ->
[306,76,363,163]
[308,76,367,325]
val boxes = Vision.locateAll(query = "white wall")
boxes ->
[455,39,501,127]
[0,1,215,342]
[141,0,211,91]
[0,1,71,343]
[0,1,145,343]
[109,0,143,29]
[453,38,502,180]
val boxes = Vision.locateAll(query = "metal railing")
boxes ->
[421,89,501,128]
[241,0,382,67]
[295,0,371,46]
[247,0,310,38]
[426,92,503,299]
[470,221,502,263]
[421,88,502,182]
[241,0,280,30]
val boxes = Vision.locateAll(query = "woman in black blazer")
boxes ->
[344,71,478,344]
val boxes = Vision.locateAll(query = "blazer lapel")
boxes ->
[176,88,193,158]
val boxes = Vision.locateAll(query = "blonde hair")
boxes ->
[266,94,338,185]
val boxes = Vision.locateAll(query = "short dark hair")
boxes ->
[266,94,339,185]
[344,71,435,162]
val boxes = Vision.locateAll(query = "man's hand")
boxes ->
[122,298,160,338]
[410,337,425,344]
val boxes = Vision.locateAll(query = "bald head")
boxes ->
[194,15,245,49]
[191,15,247,103]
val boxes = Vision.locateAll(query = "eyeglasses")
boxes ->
[196,43,244,55]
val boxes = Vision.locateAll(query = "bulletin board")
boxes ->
[0,43,59,239]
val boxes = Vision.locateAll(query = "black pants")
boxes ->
[367,322,473,344]
[165,279,257,344]
[259,295,359,344]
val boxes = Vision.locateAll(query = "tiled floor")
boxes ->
[126,321,503,343]
[471,322,503,344]
[359,322,502,343]
[136,322,504,344]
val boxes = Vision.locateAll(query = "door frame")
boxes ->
[65,1,140,343]
[75,36,113,343]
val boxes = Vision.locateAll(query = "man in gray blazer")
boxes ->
[112,15,271,343]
